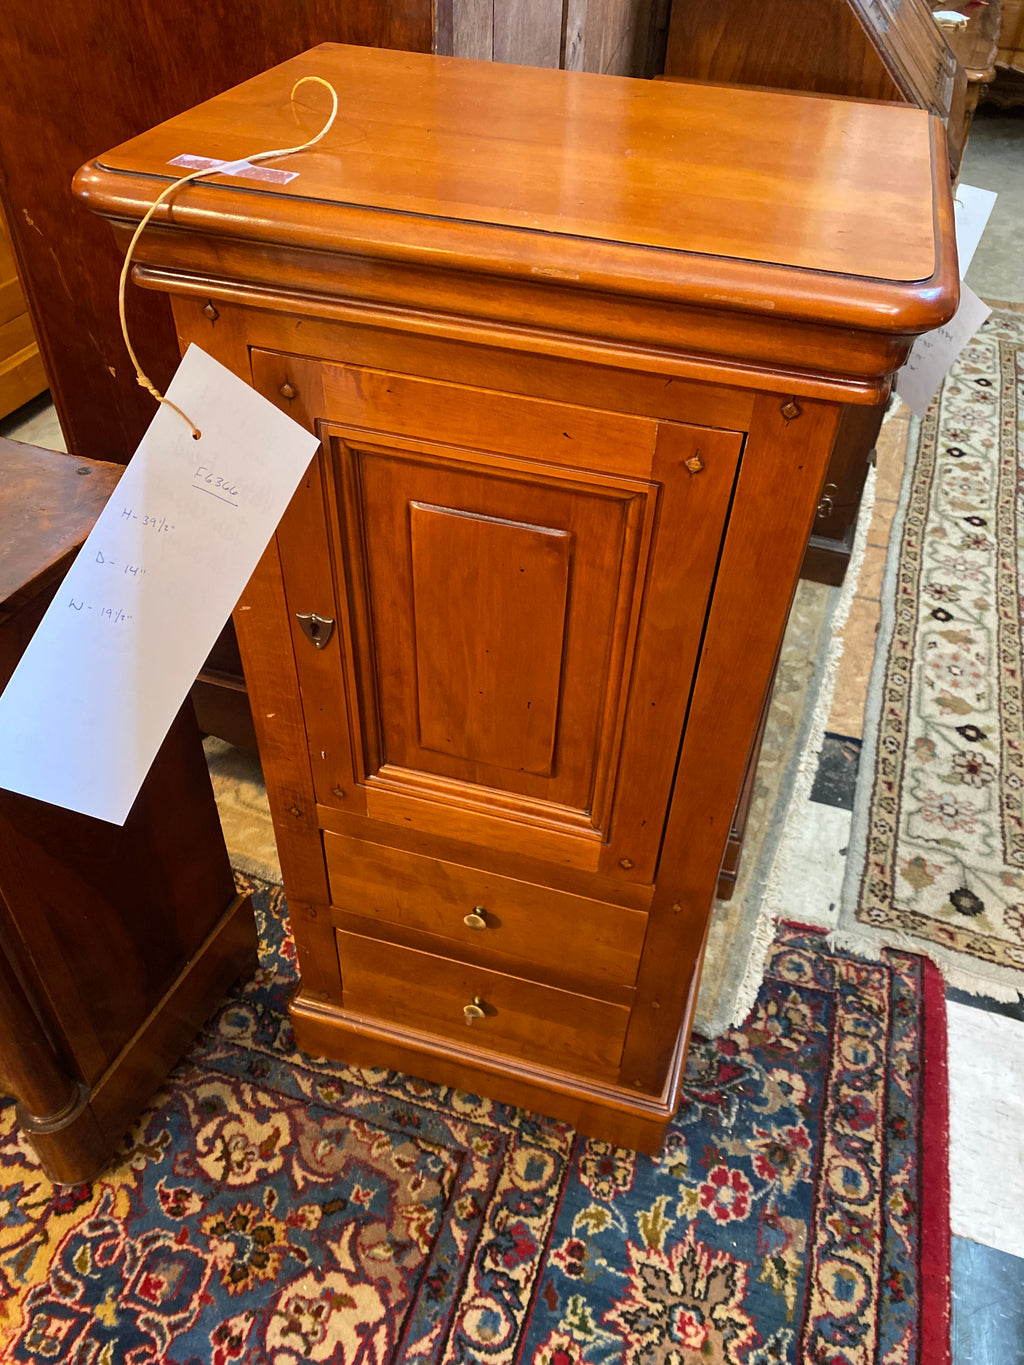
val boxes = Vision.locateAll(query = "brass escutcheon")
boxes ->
[296,612,335,649]
[684,453,704,475]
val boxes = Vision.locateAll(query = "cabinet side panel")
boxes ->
[620,395,843,1092]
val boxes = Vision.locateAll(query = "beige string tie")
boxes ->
[117,75,339,440]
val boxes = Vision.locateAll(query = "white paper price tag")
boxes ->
[953,183,998,279]
[894,182,997,418]
[895,284,992,418]
[0,344,320,824]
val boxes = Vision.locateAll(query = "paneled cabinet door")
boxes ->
[254,353,744,885]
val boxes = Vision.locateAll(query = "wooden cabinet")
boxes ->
[998,0,1024,70]
[990,0,1024,106]
[0,213,47,421]
[76,45,956,1150]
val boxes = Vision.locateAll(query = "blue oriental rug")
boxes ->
[0,881,950,1364]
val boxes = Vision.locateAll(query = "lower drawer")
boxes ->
[336,929,631,1077]
[323,830,647,989]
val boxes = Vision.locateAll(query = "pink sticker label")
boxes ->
[167,154,298,185]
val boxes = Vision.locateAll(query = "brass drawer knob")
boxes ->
[463,997,486,1024]
[463,906,488,929]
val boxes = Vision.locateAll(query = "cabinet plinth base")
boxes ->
[290,991,688,1154]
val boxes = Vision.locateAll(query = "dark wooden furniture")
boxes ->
[989,0,1024,104]
[0,438,256,1184]
[932,1,1002,121]
[78,45,957,1151]
[0,2,432,749]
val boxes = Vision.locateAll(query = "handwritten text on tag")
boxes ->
[0,345,320,824]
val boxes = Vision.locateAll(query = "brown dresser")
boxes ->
[76,45,957,1151]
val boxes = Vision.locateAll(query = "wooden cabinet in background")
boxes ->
[989,0,1024,105]
[77,45,957,1150]
[0,1,433,750]
[998,0,1024,71]
[0,214,46,422]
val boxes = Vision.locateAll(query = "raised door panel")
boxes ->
[348,438,649,820]
[255,355,743,881]
[409,502,571,775]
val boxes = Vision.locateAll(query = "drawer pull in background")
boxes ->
[463,907,488,929]
[463,997,486,1024]
[816,484,837,520]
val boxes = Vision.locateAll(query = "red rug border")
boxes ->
[779,920,952,1362]
[919,955,952,1365]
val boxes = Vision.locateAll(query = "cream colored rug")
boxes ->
[834,310,1024,1001]
[204,737,281,884]
[694,460,875,1036]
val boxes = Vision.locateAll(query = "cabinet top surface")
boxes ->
[79,44,956,330]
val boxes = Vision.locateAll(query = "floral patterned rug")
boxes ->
[0,881,950,1364]
[840,309,1024,1000]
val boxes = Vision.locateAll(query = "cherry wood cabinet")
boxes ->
[76,45,957,1150]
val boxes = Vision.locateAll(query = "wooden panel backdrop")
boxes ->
[435,0,668,76]
[0,2,432,465]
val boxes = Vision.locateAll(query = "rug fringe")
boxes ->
[823,927,923,959]
[727,907,781,1031]
[823,926,1024,1004]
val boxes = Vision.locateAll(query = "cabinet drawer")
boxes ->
[324,831,647,988]
[336,929,630,1075]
